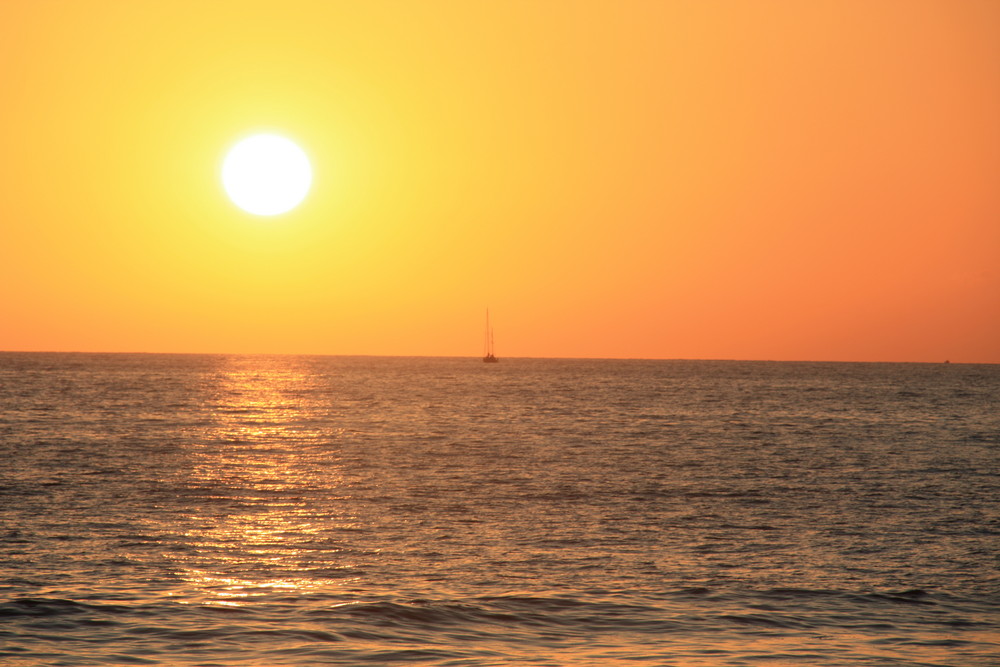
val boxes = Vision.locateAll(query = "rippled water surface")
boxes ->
[1,353,998,665]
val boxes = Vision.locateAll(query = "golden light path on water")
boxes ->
[170,360,363,606]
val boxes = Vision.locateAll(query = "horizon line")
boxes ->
[0,349,992,366]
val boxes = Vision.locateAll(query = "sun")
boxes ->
[222,134,312,216]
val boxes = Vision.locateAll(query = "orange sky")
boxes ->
[2,0,998,362]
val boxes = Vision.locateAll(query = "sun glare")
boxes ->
[222,134,312,216]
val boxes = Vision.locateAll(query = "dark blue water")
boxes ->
[1,353,998,665]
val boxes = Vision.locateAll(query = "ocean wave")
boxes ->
[1,588,998,665]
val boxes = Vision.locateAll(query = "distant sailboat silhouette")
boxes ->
[483,309,499,363]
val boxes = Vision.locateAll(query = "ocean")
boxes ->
[1,353,997,665]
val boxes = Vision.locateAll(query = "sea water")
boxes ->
[1,353,997,665]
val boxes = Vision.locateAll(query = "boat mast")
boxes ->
[484,308,490,357]
[483,307,499,361]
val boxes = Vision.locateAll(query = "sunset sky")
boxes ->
[2,1,998,362]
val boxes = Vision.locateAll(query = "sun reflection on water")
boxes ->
[172,357,362,605]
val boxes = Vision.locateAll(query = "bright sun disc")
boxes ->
[222,134,312,215]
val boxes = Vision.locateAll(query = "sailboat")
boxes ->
[483,308,499,363]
